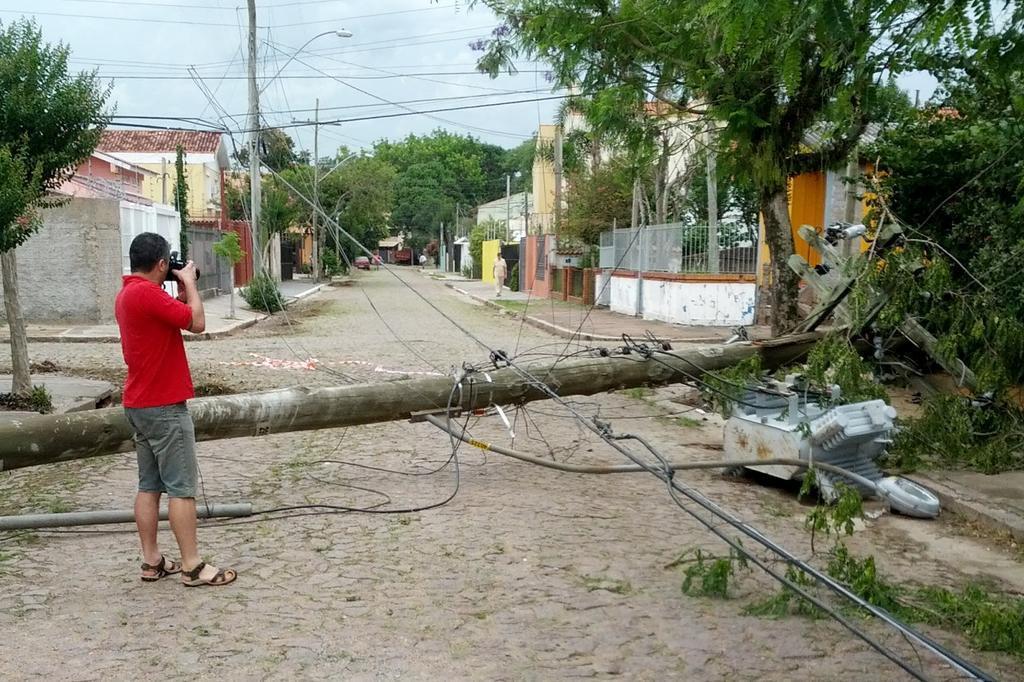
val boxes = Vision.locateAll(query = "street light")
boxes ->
[248,25,352,279]
[259,29,353,94]
[320,151,358,181]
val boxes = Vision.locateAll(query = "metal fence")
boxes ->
[187,225,233,295]
[598,222,757,274]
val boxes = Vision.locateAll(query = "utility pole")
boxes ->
[439,221,445,271]
[0,335,822,471]
[247,0,263,276]
[160,158,167,204]
[553,126,563,233]
[706,125,720,274]
[505,173,511,242]
[312,98,320,280]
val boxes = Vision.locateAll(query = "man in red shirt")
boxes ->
[115,232,237,587]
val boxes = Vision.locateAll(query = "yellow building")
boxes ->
[97,130,231,220]
[531,124,558,233]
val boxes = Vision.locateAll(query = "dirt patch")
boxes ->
[247,299,337,335]
[29,360,60,374]
[193,381,238,397]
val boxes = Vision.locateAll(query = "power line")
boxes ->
[2,3,463,28]
[34,0,457,11]
[87,70,545,81]
[256,44,546,139]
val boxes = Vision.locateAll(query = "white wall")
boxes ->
[609,273,755,326]
[610,276,639,316]
[594,270,612,307]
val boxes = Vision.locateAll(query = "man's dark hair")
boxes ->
[129,232,171,273]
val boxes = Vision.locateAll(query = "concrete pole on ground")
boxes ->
[0,335,821,471]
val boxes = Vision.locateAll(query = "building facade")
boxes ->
[97,130,231,221]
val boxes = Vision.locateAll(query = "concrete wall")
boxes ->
[481,240,501,283]
[608,272,755,326]
[0,198,123,323]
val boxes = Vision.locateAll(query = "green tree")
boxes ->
[212,231,244,319]
[0,19,110,395]
[259,178,299,269]
[373,130,512,248]
[563,160,633,245]
[473,0,993,334]
[173,144,189,259]
[234,128,307,171]
[866,38,1024,388]
[468,223,488,279]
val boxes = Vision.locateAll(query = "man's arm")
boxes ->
[173,261,206,334]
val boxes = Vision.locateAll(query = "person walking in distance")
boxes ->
[493,252,508,298]
[114,233,237,587]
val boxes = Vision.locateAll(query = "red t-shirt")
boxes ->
[115,275,195,408]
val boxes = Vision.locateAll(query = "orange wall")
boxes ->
[789,171,827,267]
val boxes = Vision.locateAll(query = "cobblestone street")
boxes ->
[1,270,1021,680]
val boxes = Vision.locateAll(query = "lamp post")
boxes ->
[246,18,352,278]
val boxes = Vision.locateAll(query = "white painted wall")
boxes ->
[594,270,612,307]
[610,276,639,316]
[608,273,755,326]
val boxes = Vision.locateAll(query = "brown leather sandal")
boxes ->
[141,555,182,582]
[181,561,237,587]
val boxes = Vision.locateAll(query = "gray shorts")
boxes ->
[125,403,198,499]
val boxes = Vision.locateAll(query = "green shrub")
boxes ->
[241,273,285,313]
[508,262,519,291]
[321,249,347,277]
[29,385,52,414]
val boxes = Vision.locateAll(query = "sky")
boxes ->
[6,0,938,160]
[5,0,560,158]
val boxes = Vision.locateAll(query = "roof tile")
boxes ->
[98,129,222,154]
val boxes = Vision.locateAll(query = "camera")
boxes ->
[164,251,200,282]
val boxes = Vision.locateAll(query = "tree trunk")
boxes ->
[760,187,802,336]
[1,249,32,396]
[631,176,641,228]
[228,269,236,319]
[655,135,670,225]
[705,128,720,275]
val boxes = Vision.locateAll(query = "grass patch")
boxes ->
[492,299,528,313]
[0,385,53,414]
[623,386,655,400]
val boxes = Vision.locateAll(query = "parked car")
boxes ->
[354,255,382,270]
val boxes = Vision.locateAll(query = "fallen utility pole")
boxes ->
[0,335,820,472]
[0,503,252,531]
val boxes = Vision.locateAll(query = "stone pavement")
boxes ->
[0,278,328,344]
[439,274,770,344]
[0,270,1022,679]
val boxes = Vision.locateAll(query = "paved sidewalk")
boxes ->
[0,279,328,344]
[0,374,116,414]
[444,277,769,344]
[911,470,1024,542]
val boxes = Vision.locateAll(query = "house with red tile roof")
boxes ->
[56,151,156,205]
[97,129,231,220]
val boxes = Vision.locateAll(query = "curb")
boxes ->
[908,473,1024,542]
[4,283,330,345]
[445,283,730,344]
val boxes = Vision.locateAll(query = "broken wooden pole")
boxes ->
[0,335,820,472]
